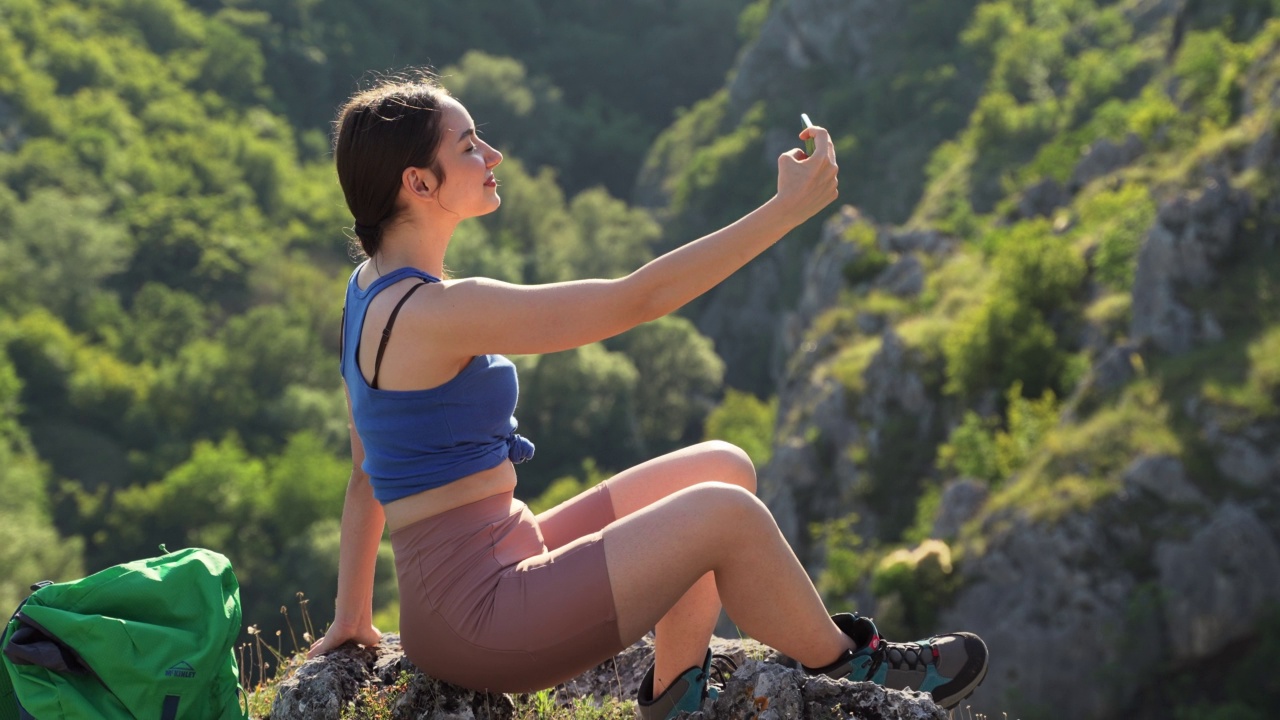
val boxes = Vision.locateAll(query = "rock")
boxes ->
[883,229,952,256]
[1155,503,1280,662]
[1016,178,1070,219]
[1069,135,1144,192]
[1130,176,1251,354]
[760,377,848,558]
[931,479,989,540]
[1192,404,1280,489]
[1121,455,1207,505]
[1064,342,1141,418]
[269,635,517,720]
[874,254,925,297]
[270,642,377,720]
[939,508,1166,720]
[554,635,781,709]
[1211,435,1276,488]
[269,634,948,720]
[786,208,867,355]
[727,0,908,115]
[704,661,947,720]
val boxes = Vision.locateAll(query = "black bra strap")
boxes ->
[371,281,428,389]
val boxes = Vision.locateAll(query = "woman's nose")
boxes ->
[486,147,503,168]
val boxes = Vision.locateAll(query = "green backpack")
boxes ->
[0,547,249,720]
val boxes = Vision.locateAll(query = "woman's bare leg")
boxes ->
[536,441,758,695]
[602,483,856,694]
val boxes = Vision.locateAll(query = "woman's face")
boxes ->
[427,98,503,218]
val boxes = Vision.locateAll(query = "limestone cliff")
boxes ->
[756,4,1280,714]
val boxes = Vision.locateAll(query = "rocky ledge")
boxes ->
[268,634,947,720]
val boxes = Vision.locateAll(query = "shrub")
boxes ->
[703,390,777,468]
[870,540,960,638]
[937,382,1060,484]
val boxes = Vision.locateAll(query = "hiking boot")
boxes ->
[636,649,737,719]
[804,613,989,710]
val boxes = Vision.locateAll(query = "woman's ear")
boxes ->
[401,166,438,200]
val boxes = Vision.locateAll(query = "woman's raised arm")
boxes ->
[421,126,839,358]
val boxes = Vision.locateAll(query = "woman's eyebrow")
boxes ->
[458,127,476,143]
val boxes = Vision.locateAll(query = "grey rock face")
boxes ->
[766,214,955,559]
[1121,455,1206,506]
[702,661,947,720]
[269,634,947,720]
[1017,178,1070,219]
[876,254,925,298]
[1190,403,1280,489]
[1131,176,1252,354]
[269,635,517,720]
[728,0,906,115]
[1155,503,1280,661]
[931,479,990,541]
[1065,342,1141,419]
[940,508,1167,720]
[1069,135,1145,192]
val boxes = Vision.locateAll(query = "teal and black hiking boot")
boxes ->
[636,649,737,720]
[804,613,989,710]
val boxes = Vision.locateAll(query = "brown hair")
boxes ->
[333,73,453,258]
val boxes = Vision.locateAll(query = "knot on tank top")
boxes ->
[507,434,535,464]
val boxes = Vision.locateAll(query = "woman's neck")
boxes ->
[372,216,455,278]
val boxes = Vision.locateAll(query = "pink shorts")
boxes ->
[391,484,625,692]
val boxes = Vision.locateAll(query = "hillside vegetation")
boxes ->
[0,0,755,632]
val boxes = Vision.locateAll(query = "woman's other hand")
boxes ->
[306,620,382,659]
[775,124,839,225]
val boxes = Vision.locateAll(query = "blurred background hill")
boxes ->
[2,0,1279,717]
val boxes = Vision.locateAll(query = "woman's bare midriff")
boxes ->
[383,460,519,532]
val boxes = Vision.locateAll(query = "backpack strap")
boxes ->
[371,281,428,389]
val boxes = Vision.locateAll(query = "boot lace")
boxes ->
[876,639,935,674]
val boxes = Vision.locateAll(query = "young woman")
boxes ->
[308,76,988,718]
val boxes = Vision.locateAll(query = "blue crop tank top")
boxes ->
[340,264,534,503]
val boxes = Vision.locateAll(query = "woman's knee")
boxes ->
[697,440,757,494]
[682,482,768,533]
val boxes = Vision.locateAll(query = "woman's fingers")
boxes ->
[804,125,835,160]
[776,123,839,221]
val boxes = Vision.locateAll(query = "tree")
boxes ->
[606,316,725,455]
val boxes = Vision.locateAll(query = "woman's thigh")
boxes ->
[534,440,755,550]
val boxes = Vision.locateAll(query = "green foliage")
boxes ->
[638,90,731,215]
[1175,30,1247,129]
[944,220,1086,398]
[737,0,773,43]
[526,459,611,516]
[988,382,1181,522]
[830,337,883,394]
[943,289,1062,399]
[0,189,129,326]
[670,102,771,233]
[247,0,753,199]
[0,350,84,611]
[870,540,960,639]
[937,382,1061,484]
[704,390,777,468]
[1244,325,1280,414]
[812,514,873,609]
[841,222,891,286]
[606,316,724,456]
[517,344,642,493]
[1076,183,1157,291]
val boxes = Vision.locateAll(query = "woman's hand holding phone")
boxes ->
[775,113,838,225]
